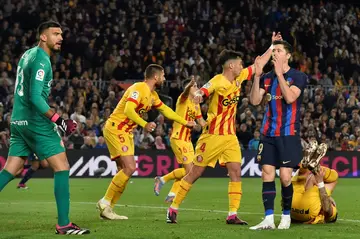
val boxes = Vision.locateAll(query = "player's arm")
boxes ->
[29,60,76,135]
[124,101,148,128]
[196,117,206,127]
[180,77,196,103]
[249,56,266,105]
[194,78,217,103]
[156,103,188,126]
[247,32,282,74]
[277,72,307,104]
[124,89,156,132]
[314,169,334,217]
[194,103,206,127]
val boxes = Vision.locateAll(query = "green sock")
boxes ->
[54,170,70,226]
[0,169,14,191]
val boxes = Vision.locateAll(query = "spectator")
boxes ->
[154,136,166,150]
[95,136,107,149]
[248,130,261,151]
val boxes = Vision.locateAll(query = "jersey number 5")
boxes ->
[14,66,24,97]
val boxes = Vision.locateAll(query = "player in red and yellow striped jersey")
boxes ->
[97,64,195,220]
[166,32,282,225]
[154,78,206,202]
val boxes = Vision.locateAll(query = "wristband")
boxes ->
[50,113,60,123]
[270,44,274,50]
[317,182,325,188]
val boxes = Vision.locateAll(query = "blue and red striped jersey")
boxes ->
[259,68,308,137]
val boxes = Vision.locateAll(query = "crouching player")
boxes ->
[291,141,338,224]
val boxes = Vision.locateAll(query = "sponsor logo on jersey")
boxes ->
[222,96,240,106]
[266,94,283,101]
[10,120,28,126]
[35,69,45,81]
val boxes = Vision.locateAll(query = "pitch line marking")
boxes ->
[0,201,359,223]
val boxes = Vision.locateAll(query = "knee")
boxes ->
[227,166,241,181]
[123,163,136,175]
[280,175,292,186]
[262,166,275,181]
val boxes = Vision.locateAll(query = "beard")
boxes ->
[50,43,61,53]
[155,80,164,88]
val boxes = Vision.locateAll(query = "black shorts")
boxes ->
[257,135,302,169]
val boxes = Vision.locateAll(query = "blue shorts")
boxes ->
[257,135,302,169]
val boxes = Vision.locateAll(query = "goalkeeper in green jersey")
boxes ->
[0,21,90,235]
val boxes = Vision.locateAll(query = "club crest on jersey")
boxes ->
[197,155,203,162]
[122,146,128,152]
[266,93,272,102]
[183,156,187,161]
[130,91,139,100]
[35,69,45,81]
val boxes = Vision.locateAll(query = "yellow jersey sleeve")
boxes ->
[126,84,145,106]
[200,77,218,97]
[152,90,163,108]
[235,67,253,85]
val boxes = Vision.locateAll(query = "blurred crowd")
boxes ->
[1,0,360,152]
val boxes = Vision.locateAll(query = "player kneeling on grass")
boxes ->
[291,140,338,224]
[154,77,206,203]
[17,153,49,189]
[96,64,195,220]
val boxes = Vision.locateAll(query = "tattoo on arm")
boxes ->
[318,187,333,216]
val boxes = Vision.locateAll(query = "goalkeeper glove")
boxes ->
[50,113,77,136]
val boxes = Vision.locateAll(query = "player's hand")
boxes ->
[193,124,202,132]
[188,76,196,86]
[194,91,203,104]
[58,119,77,136]
[144,122,157,132]
[186,121,196,128]
[254,56,263,77]
[272,55,284,76]
[272,32,282,42]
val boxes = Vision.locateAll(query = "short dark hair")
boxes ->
[37,21,61,36]
[273,40,293,54]
[144,64,164,79]
[218,49,242,66]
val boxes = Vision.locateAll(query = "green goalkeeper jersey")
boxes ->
[11,46,53,122]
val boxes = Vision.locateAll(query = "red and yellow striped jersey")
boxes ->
[171,94,202,142]
[109,82,163,133]
[200,67,252,135]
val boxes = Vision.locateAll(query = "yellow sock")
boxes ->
[104,170,130,203]
[169,179,181,195]
[162,168,186,183]
[111,180,129,208]
[170,179,192,209]
[321,166,338,183]
[228,181,242,214]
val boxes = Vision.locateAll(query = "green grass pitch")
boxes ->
[0,178,359,239]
